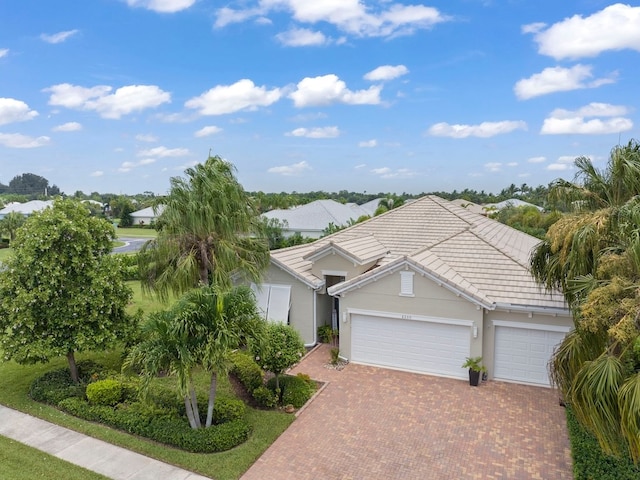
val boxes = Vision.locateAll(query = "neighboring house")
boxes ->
[263,199,372,239]
[484,198,544,212]
[449,199,487,216]
[0,200,53,220]
[256,195,571,387]
[130,205,164,226]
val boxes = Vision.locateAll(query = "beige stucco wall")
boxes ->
[310,253,376,281]
[336,269,484,360]
[262,264,316,345]
[481,309,573,379]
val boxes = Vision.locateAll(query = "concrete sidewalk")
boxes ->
[0,405,211,480]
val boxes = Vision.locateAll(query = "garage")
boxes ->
[493,322,569,386]
[351,312,472,379]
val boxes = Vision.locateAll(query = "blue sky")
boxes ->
[1,1,639,196]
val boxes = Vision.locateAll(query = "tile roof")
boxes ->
[0,200,53,217]
[303,234,390,265]
[263,199,371,233]
[271,195,567,312]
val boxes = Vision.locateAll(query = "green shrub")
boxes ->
[330,347,340,365]
[566,407,640,479]
[57,397,251,453]
[252,385,278,408]
[86,379,124,406]
[29,365,92,405]
[212,397,245,424]
[230,350,264,393]
[317,325,338,344]
[113,253,140,281]
[266,374,315,408]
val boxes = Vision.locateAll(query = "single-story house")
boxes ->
[255,195,571,387]
[130,205,164,226]
[484,198,544,212]
[262,199,373,239]
[0,200,53,220]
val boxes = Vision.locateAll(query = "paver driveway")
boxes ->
[242,344,572,480]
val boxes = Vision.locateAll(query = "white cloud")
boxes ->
[90,170,104,177]
[541,103,633,135]
[506,162,518,167]
[40,30,79,44]
[521,22,546,34]
[529,4,640,60]
[125,0,195,13]
[276,28,328,46]
[358,139,377,147]
[0,133,50,148]
[215,1,449,38]
[370,166,417,178]
[268,160,311,176]
[45,83,171,119]
[286,126,340,138]
[484,162,502,172]
[52,121,82,132]
[427,120,527,138]
[194,126,223,137]
[363,65,409,81]
[289,74,381,107]
[354,163,366,169]
[185,79,281,115]
[0,98,38,125]
[138,158,157,165]
[528,156,546,163]
[547,155,582,171]
[118,157,157,173]
[0,49,8,58]
[289,112,327,122]
[136,134,158,142]
[137,146,189,157]
[514,64,616,100]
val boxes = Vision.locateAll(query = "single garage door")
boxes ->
[351,314,471,379]
[494,325,567,386]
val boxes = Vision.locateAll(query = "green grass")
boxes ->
[115,227,157,238]
[0,248,12,262]
[127,280,170,315]
[112,241,125,248]
[0,435,110,480]
[0,282,296,479]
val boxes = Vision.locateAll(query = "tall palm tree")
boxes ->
[530,139,640,462]
[0,211,25,243]
[139,155,270,301]
[125,285,264,429]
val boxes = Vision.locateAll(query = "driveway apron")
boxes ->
[242,344,572,480]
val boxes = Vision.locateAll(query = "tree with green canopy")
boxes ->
[530,139,640,462]
[138,155,270,301]
[0,199,135,383]
[256,323,305,391]
[125,285,265,429]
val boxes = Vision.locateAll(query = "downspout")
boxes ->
[312,288,317,345]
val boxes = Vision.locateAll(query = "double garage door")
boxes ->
[351,313,471,379]
[493,324,568,386]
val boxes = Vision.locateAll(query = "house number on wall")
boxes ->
[401,314,412,320]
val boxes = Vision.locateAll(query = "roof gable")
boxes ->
[302,234,389,265]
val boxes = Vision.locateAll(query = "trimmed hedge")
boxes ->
[29,360,103,404]
[230,350,264,393]
[566,407,640,479]
[86,379,123,406]
[58,397,250,453]
[267,374,315,408]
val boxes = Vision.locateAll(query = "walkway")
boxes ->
[0,405,210,480]
[242,344,572,480]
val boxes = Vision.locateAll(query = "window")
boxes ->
[399,271,415,296]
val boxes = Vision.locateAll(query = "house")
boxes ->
[130,205,164,226]
[0,200,53,220]
[262,199,372,239]
[484,198,544,212]
[255,195,571,387]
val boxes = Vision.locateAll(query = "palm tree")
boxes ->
[139,155,270,301]
[0,211,25,243]
[530,139,640,462]
[125,285,264,429]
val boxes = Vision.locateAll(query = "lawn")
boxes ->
[115,227,157,238]
[0,248,12,262]
[0,282,296,480]
[0,435,110,480]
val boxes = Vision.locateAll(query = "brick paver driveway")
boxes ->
[242,344,572,480]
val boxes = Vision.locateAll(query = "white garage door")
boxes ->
[351,314,470,379]
[494,325,567,386]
